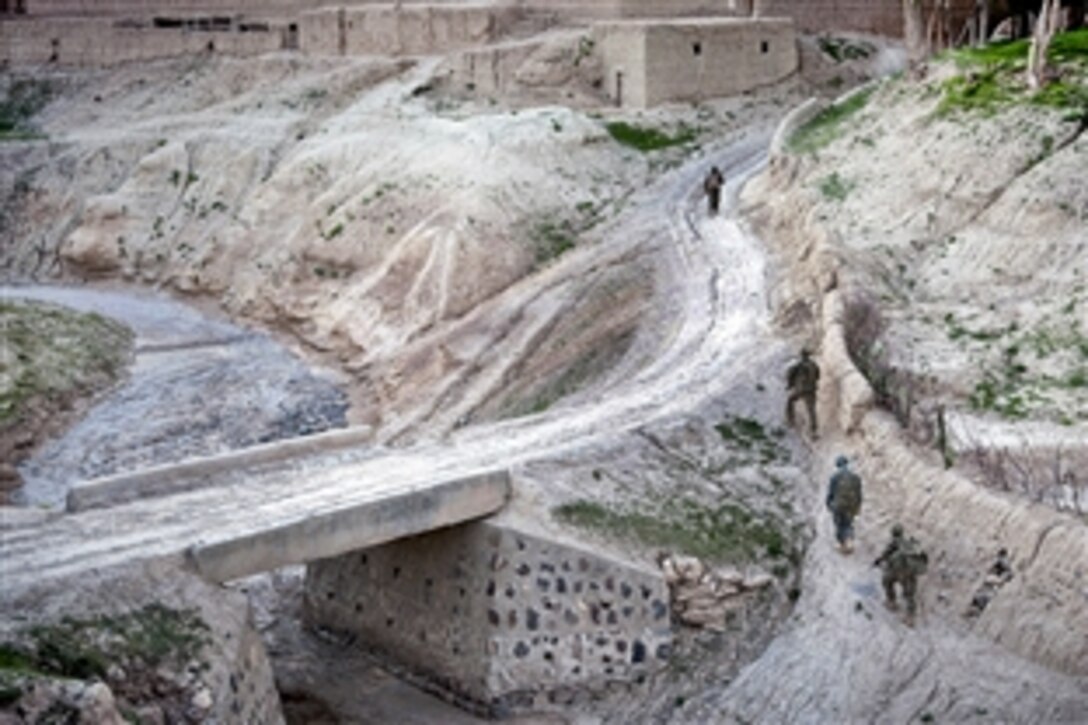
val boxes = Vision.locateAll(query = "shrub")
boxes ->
[788,88,873,154]
[605,121,696,152]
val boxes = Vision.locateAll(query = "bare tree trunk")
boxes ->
[905,0,928,63]
[978,0,990,46]
[1028,0,1061,91]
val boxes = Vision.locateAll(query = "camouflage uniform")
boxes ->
[786,350,820,435]
[875,525,928,621]
[966,548,1013,618]
[703,166,724,216]
[826,455,862,549]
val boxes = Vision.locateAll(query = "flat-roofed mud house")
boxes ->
[593,17,797,107]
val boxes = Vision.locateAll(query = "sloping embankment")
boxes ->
[743,100,1088,676]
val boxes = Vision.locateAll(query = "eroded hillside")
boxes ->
[746,30,1088,514]
[0,52,803,442]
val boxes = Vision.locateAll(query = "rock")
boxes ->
[714,567,745,586]
[134,704,166,725]
[77,682,126,725]
[743,572,774,590]
[191,687,213,711]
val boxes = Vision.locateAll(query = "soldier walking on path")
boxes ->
[875,524,929,626]
[703,166,724,216]
[826,455,862,553]
[785,348,820,436]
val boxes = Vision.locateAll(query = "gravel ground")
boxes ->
[2,284,349,507]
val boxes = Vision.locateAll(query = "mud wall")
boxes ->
[298,3,517,56]
[304,517,672,713]
[16,0,324,17]
[752,0,979,38]
[525,0,752,20]
[595,18,797,108]
[753,0,903,36]
[0,16,283,66]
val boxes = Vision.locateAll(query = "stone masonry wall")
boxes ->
[304,518,672,713]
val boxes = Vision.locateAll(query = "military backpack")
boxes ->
[833,470,862,517]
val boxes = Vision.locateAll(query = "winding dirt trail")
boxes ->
[696,444,1088,723]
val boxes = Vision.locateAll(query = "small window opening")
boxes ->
[761,40,769,54]
[692,42,702,56]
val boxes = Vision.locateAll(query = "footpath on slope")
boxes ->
[672,104,1088,723]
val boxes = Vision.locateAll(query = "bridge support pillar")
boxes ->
[303,518,672,715]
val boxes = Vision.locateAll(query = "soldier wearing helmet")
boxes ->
[875,523,929,625]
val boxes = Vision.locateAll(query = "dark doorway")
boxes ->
[615,71,623,107]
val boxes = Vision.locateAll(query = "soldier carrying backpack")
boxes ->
[875,523,929,626]
[785,348,820,437]
[826,455,862,553]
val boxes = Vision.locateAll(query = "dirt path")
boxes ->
[2,285,349,507]
[681,437,1088,723]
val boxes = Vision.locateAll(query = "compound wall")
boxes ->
[298,3,518,56]
[0,16,283,65]
[525,0,752,20]
[752,0,979,38]
[304,518,671,713]
[595,17,797,108]
[12,0,321,17]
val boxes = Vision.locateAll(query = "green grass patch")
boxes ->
[788,88,873,154]
[819,171,853,201]
[8,604,210,682]
[553,498,792,563]
[532,219,576,264]
[0,78,54,141]
[605,121,697,152]
[940,30,1088,117]
[937,70,1014,116]
[818,36,875,63]
[0,301,133,427]
[714,415,789,465]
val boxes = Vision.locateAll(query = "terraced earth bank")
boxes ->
[2,31,1087,725]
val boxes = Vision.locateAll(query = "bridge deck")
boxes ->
[1,450,509,594]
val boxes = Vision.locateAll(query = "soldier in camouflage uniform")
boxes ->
[875,524,929,625]
[785,348,820,436]
[826,455,862,553]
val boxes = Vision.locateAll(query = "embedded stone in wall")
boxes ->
[303,518,672,714]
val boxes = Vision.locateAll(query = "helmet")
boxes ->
[835,455,849,468]
[801,347,812,357]
[891,524,904,538]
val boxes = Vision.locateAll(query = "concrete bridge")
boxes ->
[0,428,510,589]
[0,427,672,715]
